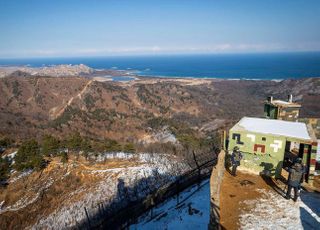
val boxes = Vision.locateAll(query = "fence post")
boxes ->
[98,203,103,219]
[176,179,180,205]
[84,207,91,228]
[192,150,201,188]
[101,202,105,214]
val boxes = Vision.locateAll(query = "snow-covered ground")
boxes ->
[33,152,190,229]
[130,179,210,230]
[240,188,320,230]
[130,178,320,230]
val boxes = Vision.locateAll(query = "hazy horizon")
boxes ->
[1,50,320,61]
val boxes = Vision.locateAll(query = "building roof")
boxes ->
[266,99,301,108]
[231,117,311,141]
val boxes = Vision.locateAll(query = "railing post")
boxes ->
[192,150,201,188]
[84,206,91,228]
[98,203,103,219]
[176,179,180,205]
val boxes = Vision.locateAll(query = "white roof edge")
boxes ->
[231,117,312,141]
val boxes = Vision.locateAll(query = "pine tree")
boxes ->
[14,139,45,171]
[123,143,136,153]
[105,139,122,152]
[67,132,83,152]
[42,135,60,156]
[60,151,68,164]
[0,156,11,183]
[81,139,92,160]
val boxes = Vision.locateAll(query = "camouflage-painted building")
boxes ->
[299,118,320,175]
[264,95,301,122]
[228,117,317,184]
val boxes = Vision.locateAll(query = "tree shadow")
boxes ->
[299,206,320,230]
[74,169,166,229]
[77,158,217,230]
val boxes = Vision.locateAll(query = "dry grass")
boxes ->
[0,156,143,229]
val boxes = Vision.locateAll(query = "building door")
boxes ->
[298,143,304,159]
[305,144,311,183]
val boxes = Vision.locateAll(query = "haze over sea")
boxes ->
[1,52,320,80]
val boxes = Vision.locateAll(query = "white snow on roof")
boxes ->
[231,117,311,140]
[272,100,291,105]
[269,100,301,107]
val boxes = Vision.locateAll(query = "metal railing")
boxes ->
[78,152,218,230]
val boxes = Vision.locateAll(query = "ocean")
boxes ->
[1,52,320,80]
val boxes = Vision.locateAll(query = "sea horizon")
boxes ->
[1,52,320,80]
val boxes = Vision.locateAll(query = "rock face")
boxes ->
[0,75,319,142]
[0,64,94,78]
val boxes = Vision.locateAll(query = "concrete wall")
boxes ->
[209,150,225,230]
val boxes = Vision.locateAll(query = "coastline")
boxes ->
[1,64,318,82]
[1,52,320,80]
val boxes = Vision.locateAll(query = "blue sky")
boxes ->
[0,0,320,58]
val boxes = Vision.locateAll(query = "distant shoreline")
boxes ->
[0,52,320,79]
[0,62,318,81]
[134,73,285,82]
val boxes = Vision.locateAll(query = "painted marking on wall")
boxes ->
[270,140,283,152]
[232,133,244,145]
[316,140,320,162]
[246,134,256,142]
[254,144,266,153]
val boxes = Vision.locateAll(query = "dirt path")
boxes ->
[220,171,271,229]
[53,79,93,118]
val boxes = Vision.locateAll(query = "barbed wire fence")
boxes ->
[77,149,218,229]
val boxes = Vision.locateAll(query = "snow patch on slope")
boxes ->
[33,153,190,229]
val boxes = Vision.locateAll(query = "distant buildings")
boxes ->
[264,95,301,121]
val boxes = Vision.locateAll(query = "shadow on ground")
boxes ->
[300,191,320,229]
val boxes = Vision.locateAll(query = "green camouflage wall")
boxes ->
[278,107,300,122]
[228,129,317,184]
[264,104,278,119]
[264,103,300,121]
[228,130,286,177]
[306,141,318,184]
